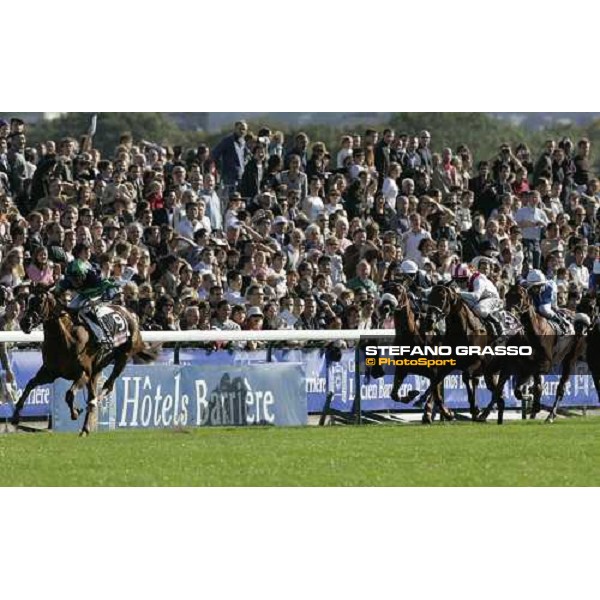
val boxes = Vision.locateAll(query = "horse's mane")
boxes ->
[450,287,487,334]
[433,285,486,335]
[507,284,553,336]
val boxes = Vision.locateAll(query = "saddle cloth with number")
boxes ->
[96,306,130,347]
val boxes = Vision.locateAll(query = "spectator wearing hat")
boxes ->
[242,306,265,350]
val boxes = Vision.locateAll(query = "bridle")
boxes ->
[20,289,52,333]
[424,286,456,332]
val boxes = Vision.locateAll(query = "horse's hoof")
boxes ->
[422,414,433,425]
[476,412,489,423]
[370,366,384,379]
[406,390,420,402]
[471,410,481,421]
[442,410,455,422]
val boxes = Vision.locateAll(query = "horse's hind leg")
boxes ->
[464,373,480,421]
[101,350,128,397]
[11,366,55,426]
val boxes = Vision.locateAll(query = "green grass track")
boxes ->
[2,417,600,486]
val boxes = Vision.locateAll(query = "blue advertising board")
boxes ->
[52,363,306,432]
[3,347,599,426]
[0,351,52,419]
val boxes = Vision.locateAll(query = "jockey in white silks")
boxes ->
[452,262,504,337]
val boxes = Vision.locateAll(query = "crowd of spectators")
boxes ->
[0,115,598,343]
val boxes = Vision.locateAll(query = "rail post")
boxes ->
[354,343,362,425]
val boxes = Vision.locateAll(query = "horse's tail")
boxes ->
[133,342,161,364]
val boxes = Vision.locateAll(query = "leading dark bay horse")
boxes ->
[12,285,158,435]
[370,286,454,424]
[421,285,506,422]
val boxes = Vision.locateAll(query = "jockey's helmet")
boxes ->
[67,259,89,279]
[525,269,546,288]
[400,260,419,275]
[452,263,471,281]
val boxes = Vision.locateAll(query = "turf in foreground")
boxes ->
[1,417,600,486]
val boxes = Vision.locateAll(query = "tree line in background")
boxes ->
[25,112,600,169]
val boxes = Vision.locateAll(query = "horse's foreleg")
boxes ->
[391,369,406,403]
[464,373,480,421]
[81,372,102,436]
[11,367,55,426]
[548,367,569,424]
[434,380,454,421]
[531,375,543,419]
[479,370,508,423]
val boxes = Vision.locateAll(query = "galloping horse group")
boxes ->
[385,281,596,425]
[12,285,157,435]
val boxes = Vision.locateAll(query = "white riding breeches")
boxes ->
[473,297,503,319]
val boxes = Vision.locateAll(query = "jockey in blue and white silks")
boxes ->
[524,269,570,332]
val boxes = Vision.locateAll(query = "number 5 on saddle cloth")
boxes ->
[68,292,128,352]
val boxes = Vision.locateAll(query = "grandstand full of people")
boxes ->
[0,115,599,368]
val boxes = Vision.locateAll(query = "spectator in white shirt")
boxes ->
[381,162,401,210]
[200,173,223,232]
[401,213,431,262]
[303,175,325,220]
[568,245,590,290]
[176,201,202,239]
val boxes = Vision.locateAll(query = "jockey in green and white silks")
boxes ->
[55,259,121,350]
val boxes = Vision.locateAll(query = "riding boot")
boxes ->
[486,314,504,340]
[549,314,566,334]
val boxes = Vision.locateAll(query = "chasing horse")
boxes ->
[12,259,157,435]
[498,275,589,423]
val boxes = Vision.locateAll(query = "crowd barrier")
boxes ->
[1,348,598,428]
